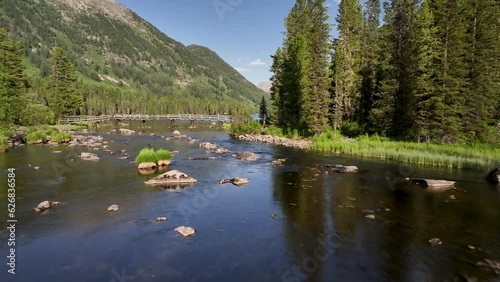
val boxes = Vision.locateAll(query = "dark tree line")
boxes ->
[271,0,499,143]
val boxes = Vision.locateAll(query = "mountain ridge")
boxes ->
[0,0,266,112]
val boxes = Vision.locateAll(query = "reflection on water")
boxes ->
[0,121,499,282]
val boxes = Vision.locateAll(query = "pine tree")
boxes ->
[461,0,500,141]
[334,0,363,130]
[368,1,397,136]
[47,47,85,119]
[0,27,27,126]
[270,47,284,125]
[301,0,332,135]
[259,95,268,125]
[358,0,380,132]
[414,0,441,142]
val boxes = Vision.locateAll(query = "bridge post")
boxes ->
[140,119,146,129]
[170,119,176,128]
[189,119,195,129]
[114,119,121,132]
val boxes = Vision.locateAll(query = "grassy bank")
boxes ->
[311,131,500,170]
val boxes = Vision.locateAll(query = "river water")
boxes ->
[0,121,499,282]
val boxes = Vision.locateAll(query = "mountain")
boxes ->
[0,0,266,112]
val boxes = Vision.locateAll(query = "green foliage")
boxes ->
[155,149,172,161]
[135,148,158,164]
[230,120,262,136]
[25,131,47,142]
[49,132,72,143]
[340,121,362,138]
[0,135,8,151]
[19,104,55,126]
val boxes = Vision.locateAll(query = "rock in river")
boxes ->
[485,168,500,184]
[145,170,197,187]
[199,142,218,150]
[175,226,195,237]
[119,128,135,135]
[107,204,119,212]
[158,160,171,166]
[325,164,358,173]
[138,162,157,170]
[34,201,61,213]
[219,177,250,187]
[232,151,259,161]
[411,178,455,191]
[80,152,100,161]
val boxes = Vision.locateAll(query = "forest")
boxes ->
[270,0,499,144]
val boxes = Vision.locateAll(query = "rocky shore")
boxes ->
[235,134,311,149]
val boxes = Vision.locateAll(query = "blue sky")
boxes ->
[116,0,342,87]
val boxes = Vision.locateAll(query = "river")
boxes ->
[0,121,499,282]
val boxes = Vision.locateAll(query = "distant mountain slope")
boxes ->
[0,0,265,107]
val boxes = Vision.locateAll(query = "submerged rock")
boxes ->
[325,164,358,173]
[119,129,135,135]
[156,217,168,222]
[145,170,197,187]
[272,158,287,165]
[219,177,250,187]
[232,151,259,161]
[107,204,119,212]
[411,178,455,191]
[199,142,218,150]
[486,168,500,184]
[187,157,218,160]
[476,259,500,274]
[34,201,61,213]
[80,152,100,161]
[429,238,442,246]
[214,148,230,154]
[175,226,195,237]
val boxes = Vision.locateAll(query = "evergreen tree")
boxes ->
[358,0,380,132]
[270,47,284,125]
[259,95,268,125]
[47,47,85,119]
[414,0,441,142]
[301,0,332,135]
[0,27,27,126]
[334,0,363,130]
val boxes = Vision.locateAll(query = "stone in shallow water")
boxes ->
[411,179,455,191]
[175,226,195,237]
[80,152,100,161]
[145,170,197,187]
[485,168,500,184]
[156,217,168,222]
[107,204,119,212]
[218,177,250,187]
[429,238,442,246]
[34,201,60,213]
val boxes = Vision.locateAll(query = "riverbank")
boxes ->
[232,130,499,170]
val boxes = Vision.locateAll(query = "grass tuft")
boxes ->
[135,148,158,164]
[50,132,73,143]
[0,136,8,151]
[25,131,47,142]
[156,149,172,161]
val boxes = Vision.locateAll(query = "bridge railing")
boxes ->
[58,114,232,124]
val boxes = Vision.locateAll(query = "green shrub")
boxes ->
[50,132,72,143]
[0,136,8,151]
[155,149,172,160]
[230,120,262,135]
[25,131,47,142]
[341,121,363,138]
[19,104,55,126]
[135,148,158,164]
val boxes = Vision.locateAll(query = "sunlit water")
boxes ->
[0,121,499,282]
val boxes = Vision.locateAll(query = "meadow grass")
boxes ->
[135,148,158,164]
[155,149,172,161]
[311,132,500,170]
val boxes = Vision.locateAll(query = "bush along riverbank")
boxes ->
[230,122,500,171]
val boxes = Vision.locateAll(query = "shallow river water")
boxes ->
[0,121,499,282]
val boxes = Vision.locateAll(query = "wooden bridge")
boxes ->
[58,114,232,125]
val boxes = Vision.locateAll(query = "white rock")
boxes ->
[107,204,119,212]
[175,226,195,237]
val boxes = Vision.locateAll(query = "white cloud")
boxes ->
[235,67,251,73]
[249,59,265,66]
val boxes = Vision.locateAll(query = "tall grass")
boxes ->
[50,132,73,143]
[311,131,500,170]
[156,149,172,160]
[25,131,47,142]
[135,148,158,164]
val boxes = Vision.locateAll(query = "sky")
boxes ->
[116,0,342,89]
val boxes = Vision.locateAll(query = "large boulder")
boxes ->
[145,170,197,187]
[486,168,500,184]
[174,226,195,237]
[80,152,100,161]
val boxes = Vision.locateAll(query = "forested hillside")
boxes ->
[0,0,265,117]
[271,0,499,143]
